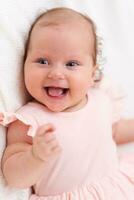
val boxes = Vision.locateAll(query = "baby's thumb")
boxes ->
[37,123,55,136]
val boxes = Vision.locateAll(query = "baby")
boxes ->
[1,7,134,200]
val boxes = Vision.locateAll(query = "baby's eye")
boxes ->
[36,58,49,65]
[66,61,80,69]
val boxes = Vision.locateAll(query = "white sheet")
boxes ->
[0,0,134,199]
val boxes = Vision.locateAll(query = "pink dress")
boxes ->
[1,77,134,199]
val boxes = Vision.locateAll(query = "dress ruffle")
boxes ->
[29,153,134,200]
[0,111,37,137]
[98,76,127,123]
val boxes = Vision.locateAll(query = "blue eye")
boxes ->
[37,58,49,65]
[66,61,79,69]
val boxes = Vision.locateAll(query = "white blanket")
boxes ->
[0,0,134,199]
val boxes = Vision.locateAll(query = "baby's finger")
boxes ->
[52,145,62,154]
[37,123,55,136]
[44,132,56,143]
[47,139,60,149]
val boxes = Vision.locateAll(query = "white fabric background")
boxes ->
[0,0,134,199]
[84,0,134,118]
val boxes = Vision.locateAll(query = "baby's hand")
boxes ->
[32,123,62,162]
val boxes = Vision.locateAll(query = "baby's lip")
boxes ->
[44,83,69,88]
[43,86,69,90]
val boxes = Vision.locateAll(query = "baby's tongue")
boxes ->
[47,87,64,97]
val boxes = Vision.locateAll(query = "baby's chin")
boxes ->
[44,103,80,113]
[45,103,81,113]
[44,103,68,113]
[38,97,87,113]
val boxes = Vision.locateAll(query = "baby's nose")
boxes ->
[47,65,65,79]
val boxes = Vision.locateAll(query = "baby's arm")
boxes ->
[2,121,61,188]
[113,119,134,144]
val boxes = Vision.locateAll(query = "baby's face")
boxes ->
[24,21,96,112]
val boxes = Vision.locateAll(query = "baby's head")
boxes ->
[24,7,100,112]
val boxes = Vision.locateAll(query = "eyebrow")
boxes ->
[38,21,60,28]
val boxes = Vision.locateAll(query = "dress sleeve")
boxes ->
[0,103,38,137]
[98,76,127,123]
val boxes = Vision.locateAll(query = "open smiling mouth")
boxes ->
[44,87,69,98]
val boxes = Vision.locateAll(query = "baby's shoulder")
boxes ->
[91,76,126,106]
[90,87,111,106]
[97,76,126,100]
[17,101,46,116]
